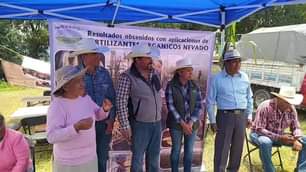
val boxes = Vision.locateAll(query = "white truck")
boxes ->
[241,59,306,107]
[237,24,306,107]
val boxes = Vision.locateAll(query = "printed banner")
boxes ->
[49,20,215,171]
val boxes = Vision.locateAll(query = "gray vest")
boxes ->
[125,69,162,122]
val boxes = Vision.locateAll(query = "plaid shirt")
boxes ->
[252,98,303,141]
[165,80,202,123]
[116,67,155,130]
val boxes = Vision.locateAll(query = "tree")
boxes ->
[0,20,49,63]
[237,5,306,34]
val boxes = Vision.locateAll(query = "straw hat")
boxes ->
[271,86,303,105]
[69,38,109,57]
[223,49,242,61]
[174,58,194,71]
[127,43,160,59]
[53,66,87,94]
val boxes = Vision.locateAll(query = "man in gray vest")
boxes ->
[116,43,162,172]
[207,49,253,172]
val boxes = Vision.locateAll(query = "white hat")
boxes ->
[69,38,109,57]
[127,43,160,59]
[175,58,194,71]
[53,66,87,94]
[223,49,241,61]
[271,86,303,105]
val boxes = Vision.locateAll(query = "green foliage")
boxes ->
[0,20,49,63]
[0,80,29,92]
[237,5,306,34]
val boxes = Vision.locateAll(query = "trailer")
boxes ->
[237,24,306,107]
[241,59,306,107]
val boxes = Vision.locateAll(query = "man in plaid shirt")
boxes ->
[251,86,306,172]
[116,43,162,172]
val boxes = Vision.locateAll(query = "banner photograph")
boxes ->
[49,20,215,171]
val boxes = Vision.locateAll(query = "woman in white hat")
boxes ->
[47,66,112,172]
[165,57,202,172]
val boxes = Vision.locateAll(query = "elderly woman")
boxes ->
[47,66,112,172]
[0,114,32,172]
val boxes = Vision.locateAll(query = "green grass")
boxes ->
[202,113,306,172]
[1,84,306,172]
[0,81,29,92]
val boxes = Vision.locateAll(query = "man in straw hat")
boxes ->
[206,49,253,172]
[165,57,202,172]
[116,43,162,172]
[251,86,306,172]
[70,38,116,172]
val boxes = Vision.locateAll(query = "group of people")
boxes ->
[0,38,306,172]
[46,40,203,172]
[207,49,306,172]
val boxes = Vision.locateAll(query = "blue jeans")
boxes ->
[169,128,196,172]
[131,120,161,172]
[250,132,306,172]
[96,121,112,172]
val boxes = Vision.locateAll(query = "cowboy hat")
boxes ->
[69,38,109,57]
[174,58,194,71]
[52,66,87,94]
[127,43,160,59]
[271,86,303,105]
[223,49,242,61]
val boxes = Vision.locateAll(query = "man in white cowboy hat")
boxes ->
[165,57,202,172]
[71,38,116,172]
[206,49,253,172]
[251,86,306,172]
[116,43,162,172]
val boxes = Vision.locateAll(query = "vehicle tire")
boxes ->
[254,89,271,108]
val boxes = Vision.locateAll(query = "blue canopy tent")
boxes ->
[1,0,306,28]
[1,0,305,51]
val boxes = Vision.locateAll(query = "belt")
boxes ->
[218,109,245,115]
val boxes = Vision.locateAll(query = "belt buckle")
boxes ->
[233,110,240,115]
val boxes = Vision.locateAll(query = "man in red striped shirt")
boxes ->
[251,86,306,172]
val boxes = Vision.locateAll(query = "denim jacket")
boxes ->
[77,65,116,121]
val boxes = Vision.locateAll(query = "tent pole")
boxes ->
[0,12,38,18]
[119,17,168,26]
[111,0,121,25]
[220,7,226,56]
[45,3,108,12]
[173,17,219,28]
[119,4,168,18]
[44,12,99,23]
[0,3,37,12]
[174,8,219,17]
